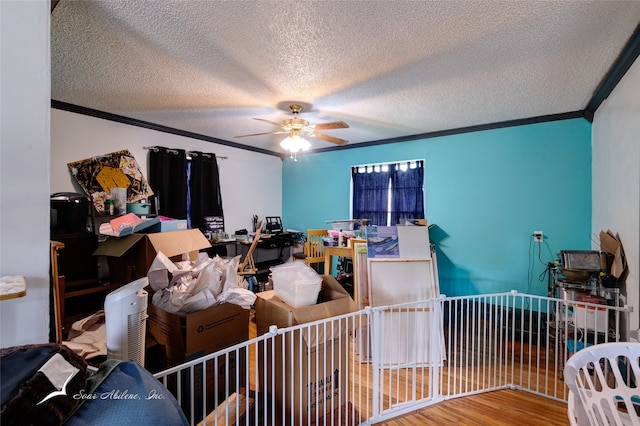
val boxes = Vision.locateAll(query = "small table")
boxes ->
[0,276,26,300]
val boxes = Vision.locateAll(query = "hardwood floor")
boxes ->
[375,389,569,425]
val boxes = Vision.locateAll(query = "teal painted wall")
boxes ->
[282,118,592,297]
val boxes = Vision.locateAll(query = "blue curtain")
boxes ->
[352,166,391,226]
[390,161,424,226]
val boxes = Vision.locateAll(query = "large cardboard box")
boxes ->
[255,275,356,424]
[147,300,249,366]
[93,229,211,284]
[147,300,250,422]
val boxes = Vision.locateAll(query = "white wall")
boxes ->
[51,109,283,236]
[592,56,640,341]
[0,0,51,347]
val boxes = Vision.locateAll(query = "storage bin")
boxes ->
[126,202,151,215]
[327,219,358,231]
[573,304,608,333]
[561,250,609,270]
[270,261,322,308]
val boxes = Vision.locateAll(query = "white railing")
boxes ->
[154,291,631,425]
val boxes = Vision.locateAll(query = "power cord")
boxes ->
[528,233,555,296]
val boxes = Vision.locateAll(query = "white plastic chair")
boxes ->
[564,342,640,425]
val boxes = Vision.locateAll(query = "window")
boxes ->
[351,160,424,226]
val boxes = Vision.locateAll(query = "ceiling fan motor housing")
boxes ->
[289,104,303,114]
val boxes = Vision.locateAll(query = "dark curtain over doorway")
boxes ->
[148,147,188,219]
[188,152,224,232]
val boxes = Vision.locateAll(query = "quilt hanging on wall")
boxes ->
[68,149,153,214]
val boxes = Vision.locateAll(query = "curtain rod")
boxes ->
[352,158,423,169]
[143,146,228,160]
[352,159,423,172]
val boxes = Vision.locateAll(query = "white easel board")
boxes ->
[368,258,437,306]
[367,257,443,367]
[396,225,431,259]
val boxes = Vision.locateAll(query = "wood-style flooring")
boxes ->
[375,389,568,425]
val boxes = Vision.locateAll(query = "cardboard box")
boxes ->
[147,300,250,421]
[146,219,188,233]
[147,300,249,366]
[93,229,211,283]
[255,275,356,424]
[599,229,627,279]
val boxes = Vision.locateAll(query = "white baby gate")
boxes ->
[153,291,630,425]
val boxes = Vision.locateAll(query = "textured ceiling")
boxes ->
[51,1,640,157]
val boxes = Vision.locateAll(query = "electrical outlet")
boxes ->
[533,231,543,243]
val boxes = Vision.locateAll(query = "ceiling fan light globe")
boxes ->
[280,135,310,153]
[299,137,311,151]
[280,136,292,151]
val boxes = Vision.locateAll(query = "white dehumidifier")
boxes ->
[104,277,149,366]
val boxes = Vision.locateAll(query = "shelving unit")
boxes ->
[50,232,123,341]
[550,267,622,357]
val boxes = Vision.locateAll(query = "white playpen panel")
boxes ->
[153,291,630,425]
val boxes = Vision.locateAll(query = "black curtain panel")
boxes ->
[352,166,392,226]
[390,161,424,226]
[188,152,224,232]
[147,147,188,219]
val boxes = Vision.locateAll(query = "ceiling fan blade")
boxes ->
[254,118,287,128]
[235,130,289,138]
[312,132,349,146]
[313,121,349,130]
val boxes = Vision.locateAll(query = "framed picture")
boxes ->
[68,150,153,214]
[203,216,225,233]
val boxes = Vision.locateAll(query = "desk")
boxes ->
[237,233,294,280]
[324,246,353,275]
[206,239,240,257]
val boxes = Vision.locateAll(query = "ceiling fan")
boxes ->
[235,104,349,158]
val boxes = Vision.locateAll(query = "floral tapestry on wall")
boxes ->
[68,150,153,214]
